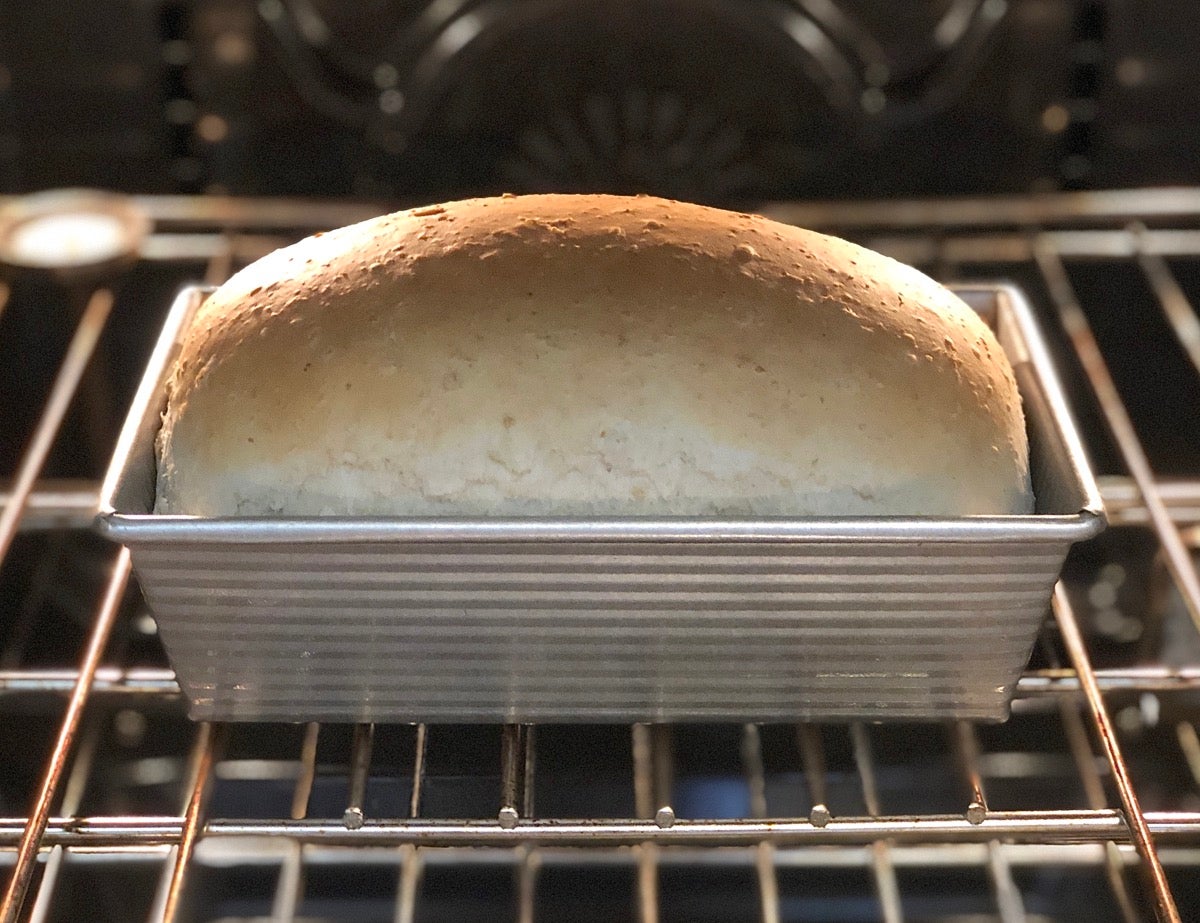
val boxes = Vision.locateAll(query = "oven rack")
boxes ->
[1,188,1199,922]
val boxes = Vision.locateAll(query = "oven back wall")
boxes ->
[0,0,1125,201]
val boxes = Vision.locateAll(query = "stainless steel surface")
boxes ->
[96,283,1103,723]
[5,664,1200,698]
[2,190,1199,921]
[0,185,1177,232]
[0,185,1195,245]
[3,811,1200,848]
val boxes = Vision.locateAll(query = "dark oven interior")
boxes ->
[2,2,1200,921]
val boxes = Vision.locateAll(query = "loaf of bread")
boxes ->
[155,194,1033,517]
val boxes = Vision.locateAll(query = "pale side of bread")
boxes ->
[155,194,1034,517]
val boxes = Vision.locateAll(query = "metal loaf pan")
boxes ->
[97,283,1104,723]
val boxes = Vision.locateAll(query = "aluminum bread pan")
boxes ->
[96,283,1104,722]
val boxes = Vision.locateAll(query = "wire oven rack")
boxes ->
[2,189,1200,922]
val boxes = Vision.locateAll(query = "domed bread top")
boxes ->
[155,193,1033,517]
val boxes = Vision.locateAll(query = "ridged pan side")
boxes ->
[134,539,1068,722]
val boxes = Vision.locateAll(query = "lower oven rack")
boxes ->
[2,188,1200,922]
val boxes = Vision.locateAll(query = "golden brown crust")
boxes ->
[156,193,1032,517]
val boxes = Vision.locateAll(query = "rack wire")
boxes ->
[2,188,1200,921]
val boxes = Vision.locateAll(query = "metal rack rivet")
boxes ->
[796,723,833,827]
[948,718,1025,922]
[499,724,529,829]
[952,721,990,826]
[344,723,376,830]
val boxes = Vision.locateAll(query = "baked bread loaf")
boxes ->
[155,194,1034,517]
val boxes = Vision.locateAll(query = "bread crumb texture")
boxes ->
[156,194,1033,517]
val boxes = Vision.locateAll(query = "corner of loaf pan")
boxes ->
[96,281,1104,724]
